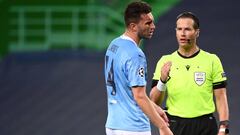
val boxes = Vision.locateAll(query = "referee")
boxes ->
[150,12,229,135]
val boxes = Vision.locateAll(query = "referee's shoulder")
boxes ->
[161,51,177,59]
[201,49,219,59]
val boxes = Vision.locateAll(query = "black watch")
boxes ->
[225,128,229,134]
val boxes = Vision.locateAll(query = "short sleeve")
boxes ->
[212,54,227,83]
[125,55,147,87]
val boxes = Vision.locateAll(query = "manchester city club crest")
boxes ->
[194,72,206,86]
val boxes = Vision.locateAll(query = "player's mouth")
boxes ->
[149,31,154,36]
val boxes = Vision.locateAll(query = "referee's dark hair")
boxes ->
[176,12,200,29]
[124,1,152,27]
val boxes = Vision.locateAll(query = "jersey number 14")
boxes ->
[106,56,116,95]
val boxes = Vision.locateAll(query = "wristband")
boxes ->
[156,80,166,91]
[219,128,225,132]
[219,128,229,134]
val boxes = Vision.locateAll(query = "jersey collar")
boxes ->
[121,34,138,46]
[177,49,201,59]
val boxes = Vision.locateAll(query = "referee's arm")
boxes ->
[214,86,229,128]
[150,80,166,106]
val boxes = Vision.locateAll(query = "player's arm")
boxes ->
[214,87,229,134]
[151,98,169,124]
[132,86,173,135]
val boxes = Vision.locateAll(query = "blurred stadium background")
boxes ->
[0,0,239,135]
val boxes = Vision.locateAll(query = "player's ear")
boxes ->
[129,23,137,32]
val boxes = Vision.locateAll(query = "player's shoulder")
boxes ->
[119,36,143,55]
[108,36,135,51]
[113,36,143,59]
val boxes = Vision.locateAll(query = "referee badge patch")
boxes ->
[138,67,145,78]
[194,72,206,86]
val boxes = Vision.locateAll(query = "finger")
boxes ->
[163,61,172,71]
[166,62,172,69]
[165,61,172,67]
[163,113,169,123]
[156,107,169,125]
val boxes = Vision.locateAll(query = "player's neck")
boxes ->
[178,45,199,57]
[123,30,140,45]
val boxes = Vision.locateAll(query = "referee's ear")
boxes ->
[196,29,200,37]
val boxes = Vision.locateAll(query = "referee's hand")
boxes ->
[161,61,172,82]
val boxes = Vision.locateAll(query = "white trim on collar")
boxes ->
[120,34,138,46]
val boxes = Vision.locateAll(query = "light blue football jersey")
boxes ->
[104,35,150,131]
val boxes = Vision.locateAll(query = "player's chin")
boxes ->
[144,34,153,39]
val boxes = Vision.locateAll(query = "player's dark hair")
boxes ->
[124,1,152,27]
[176,12,200,29]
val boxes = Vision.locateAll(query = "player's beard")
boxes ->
[138,29,153,39]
